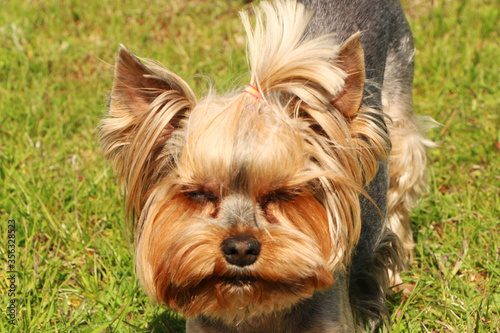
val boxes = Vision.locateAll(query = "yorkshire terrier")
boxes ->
[100,0,432,331]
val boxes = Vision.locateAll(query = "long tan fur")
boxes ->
[99,0,409,327]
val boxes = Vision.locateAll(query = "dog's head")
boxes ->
[100,0,389,323]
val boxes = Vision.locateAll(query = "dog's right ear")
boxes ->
[100,46,196,216]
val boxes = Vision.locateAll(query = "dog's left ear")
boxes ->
[109,45,196,117]
[332,32,365,118]
[101,46,196,217]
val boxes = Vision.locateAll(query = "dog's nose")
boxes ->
[221,234,261,267]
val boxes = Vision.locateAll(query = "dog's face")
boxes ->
[100,1,390,323]
[136,94,339,321]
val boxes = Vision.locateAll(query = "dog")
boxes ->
[100,0,432,331]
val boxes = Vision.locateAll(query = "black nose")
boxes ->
[221,234,261,267]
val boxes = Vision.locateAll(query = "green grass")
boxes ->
[1,0,498,331]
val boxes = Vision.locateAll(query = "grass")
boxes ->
[0,0,498,331]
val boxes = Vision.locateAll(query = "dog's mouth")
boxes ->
[221,275,258,287]
[167,270,330,319]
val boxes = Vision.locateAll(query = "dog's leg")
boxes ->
[317,272,355,333]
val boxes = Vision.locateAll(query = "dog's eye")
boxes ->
[183,190,218,204]
[260,190,298,209]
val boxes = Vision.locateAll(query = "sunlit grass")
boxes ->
[1,0,498,331]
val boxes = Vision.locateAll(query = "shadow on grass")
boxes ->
[147,310,186,333]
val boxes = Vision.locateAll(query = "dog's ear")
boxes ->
[332,33,390,186]
[332,32,365,118]
[100,46,195,217]
[109,46,195,117]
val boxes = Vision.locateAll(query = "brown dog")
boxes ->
[100,1,432,331]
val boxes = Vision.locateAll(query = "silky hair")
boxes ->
[100,0,392,321]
